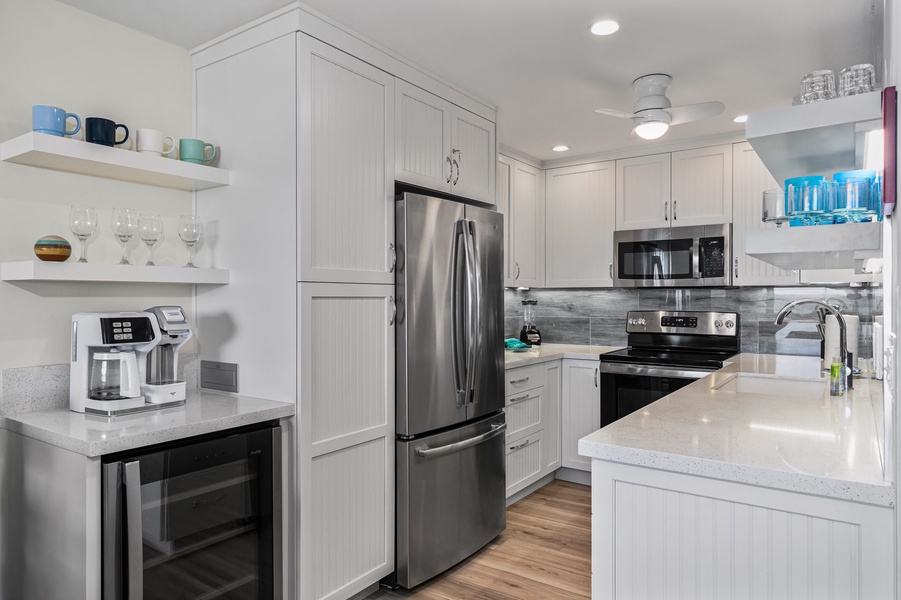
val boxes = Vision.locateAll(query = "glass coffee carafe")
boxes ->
[89,349,141,400]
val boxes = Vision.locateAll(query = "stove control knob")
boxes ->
[639,318,647,326]
[725,320,735,329]
[714,319,723,329]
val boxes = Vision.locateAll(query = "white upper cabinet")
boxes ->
[545,161,615,287]
[732,141,799,286]
[297,36,395,284]
[615,153,672,230]
[670,144,733,227]
[498,155,544,287]
[615,145,732,230]
[395,79,496,204]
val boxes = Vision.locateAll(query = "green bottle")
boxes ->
[830,351,844,396]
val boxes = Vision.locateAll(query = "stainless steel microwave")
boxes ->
[613,224,732,287]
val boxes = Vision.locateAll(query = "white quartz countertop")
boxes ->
[1,390,295,457]
[579,353,893,507]
[505,343,623,367]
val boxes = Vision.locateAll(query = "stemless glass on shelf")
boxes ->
[177,214,203,268]
[762,189,789,227]
[138,214,164,266]
[111,207,139,265]
[68,206,97,263]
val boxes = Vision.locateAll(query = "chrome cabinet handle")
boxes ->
[609,263,613,279]
[446,156,453,183]
[452,149,461,185]
[664,201,668,221]
[509,376,529,384]
[389,296,397,326]
[734,257,739,279]
[673,200,677,221]
[515,261,521,280]
[509,439,530,451]
[594,367,599,388]
[389,243,397,273]
[509,393,530,403]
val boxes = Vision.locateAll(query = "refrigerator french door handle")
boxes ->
[414,423,506,459]
[466,220,484,405]
[451,220,467,407]
[123,461,144,600]
[462,220,480,406]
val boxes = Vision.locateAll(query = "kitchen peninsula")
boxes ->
[580,354,893,598]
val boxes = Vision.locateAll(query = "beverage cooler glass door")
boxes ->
[102,424,281,600]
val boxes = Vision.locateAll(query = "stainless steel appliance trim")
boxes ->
[624,310,740,336]
[463,220,478,406]
[123,460,144,600]
[691,238,700,279]
[414,423,506,459]
[102,462,119,600]
[468,220,485,406]
[272,426,283,600]
[599,362,716,379]
[452,219,467,407]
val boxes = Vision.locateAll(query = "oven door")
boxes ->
[599,362,715,427]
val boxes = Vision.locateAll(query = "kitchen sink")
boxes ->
[714,373,827,398]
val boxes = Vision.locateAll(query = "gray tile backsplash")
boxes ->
[505,286,883,359]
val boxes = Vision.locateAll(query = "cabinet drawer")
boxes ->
[505,430,544,497]
[505,388,542,440]
[505,363,547,395]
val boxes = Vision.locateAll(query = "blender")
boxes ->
[519,299,541,345]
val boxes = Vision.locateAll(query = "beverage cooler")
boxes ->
[101,422,281,600]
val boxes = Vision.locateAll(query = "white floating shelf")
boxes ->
[746,221,882,270]
[745,91,882,183]
[0,261,229,284]
[0,132,230,191]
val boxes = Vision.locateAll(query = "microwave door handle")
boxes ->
[692,238,701,279]
[123,461,144,600]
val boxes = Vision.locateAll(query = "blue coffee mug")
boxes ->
[32,105,81,137]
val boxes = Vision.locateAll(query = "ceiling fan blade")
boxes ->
[594,108,634,120]
[666,101,725,125]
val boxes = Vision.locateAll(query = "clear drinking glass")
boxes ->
[762,189,789,227]
[838,64,876,96]
[177,214,203,268]
[68,206,97,263]
[800,70,836,103]
[138,214,164,266]
[111,207,139,265]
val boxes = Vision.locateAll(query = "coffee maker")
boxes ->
[143,306,192,404]
[70,311,162,415]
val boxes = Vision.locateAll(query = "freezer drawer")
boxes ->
[395,412,506,589]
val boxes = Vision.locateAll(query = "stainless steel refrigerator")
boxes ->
[392,192,506,589]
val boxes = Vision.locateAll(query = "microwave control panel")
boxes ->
[698,237,725,277]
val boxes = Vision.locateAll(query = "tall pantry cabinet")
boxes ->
[194,29,395,600]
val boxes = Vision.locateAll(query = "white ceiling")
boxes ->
[56,0,880,163]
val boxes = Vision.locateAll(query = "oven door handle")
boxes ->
[599,362,716,380]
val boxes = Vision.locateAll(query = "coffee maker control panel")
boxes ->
[150,306,190,333]
[100,316,155,344]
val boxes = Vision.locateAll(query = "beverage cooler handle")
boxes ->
[123,461,144,600]
[451,220,467,407]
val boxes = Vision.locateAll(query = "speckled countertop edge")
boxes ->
[1,390,295,457]
[505,344,623,367]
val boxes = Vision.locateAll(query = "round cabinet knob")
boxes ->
[714,319,723,328]
[725,320,735,329]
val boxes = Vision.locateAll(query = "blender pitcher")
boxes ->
[89,349,141,400]
[519,299,542,345]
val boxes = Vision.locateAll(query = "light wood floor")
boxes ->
[366,480,591,600]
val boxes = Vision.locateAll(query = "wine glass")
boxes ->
[177,214,203,268]
[111,207,139,265]
[138,214,163,266]
[69,206,97,263]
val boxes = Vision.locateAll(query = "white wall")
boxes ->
[0,0,197,368]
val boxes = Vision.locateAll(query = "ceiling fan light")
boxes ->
[589,20,620,36]
[634,121,669,140]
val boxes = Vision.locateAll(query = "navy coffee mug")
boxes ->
[84,117,129,147]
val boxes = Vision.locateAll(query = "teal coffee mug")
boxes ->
[33,105,81,137]
[179,138,217,164]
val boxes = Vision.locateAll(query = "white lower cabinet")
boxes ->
[504,360,561,497]
[592,461,894,599]
[561,358,600,471]
[297,282,395,600]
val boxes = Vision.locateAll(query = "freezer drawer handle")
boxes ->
[509,376,529,384]
[415,423,506,460]
[123,460,144,600]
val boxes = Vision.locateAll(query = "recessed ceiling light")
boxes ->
[552,145,569,152]
[733,115,749,123]
[589,20,620,36]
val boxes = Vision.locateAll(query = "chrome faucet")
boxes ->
[774,299,850,387]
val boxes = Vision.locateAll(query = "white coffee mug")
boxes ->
[136,129,175,157]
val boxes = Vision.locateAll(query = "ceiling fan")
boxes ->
[595,74,725,140]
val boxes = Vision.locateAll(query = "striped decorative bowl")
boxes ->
[34,235,72,262]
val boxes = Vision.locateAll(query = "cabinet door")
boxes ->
[451,106,496,204]
[497,155,513,283]
[394,79,452,192]
[615,153,671,230]
[298,35,395,284]
[671,144,733,227]
[500,156,544,287]
[562,359,600,471]
[731,142,800,286]
[298,282,396,600]
[546,161,615,287]
[543,361,562,472]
